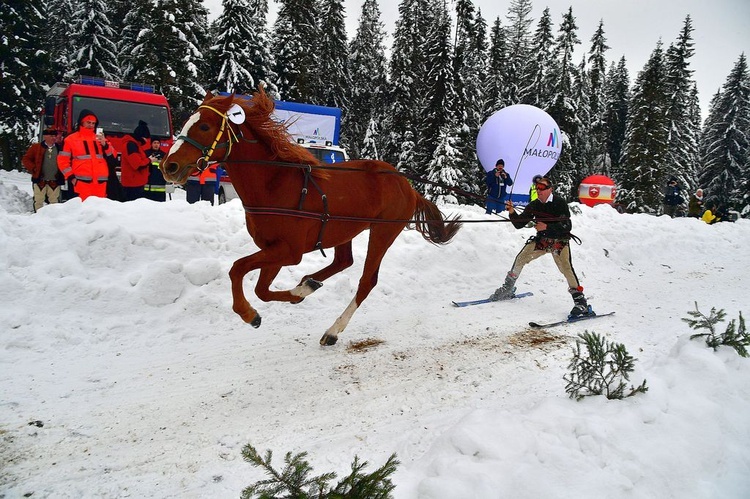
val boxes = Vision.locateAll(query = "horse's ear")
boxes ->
[202,91,215,103]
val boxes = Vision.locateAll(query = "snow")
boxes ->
[1,169,749,498]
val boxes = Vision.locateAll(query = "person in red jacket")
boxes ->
[21,128,65,211]
[120,121,152,201]
[57,109,116,201]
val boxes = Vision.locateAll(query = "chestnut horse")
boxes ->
[162,87,461,346]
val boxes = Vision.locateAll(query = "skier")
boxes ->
[489,176,591,317]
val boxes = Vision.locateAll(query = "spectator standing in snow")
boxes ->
[485,159,513,214]
[489,176,591,318]
[663,177,683,217]
[21,128,65,211]
[688,188,704,218]
[144,138,167,202]
[57,110,116,201]
[120,121,152,202]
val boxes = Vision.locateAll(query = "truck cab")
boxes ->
[41,76,174,199]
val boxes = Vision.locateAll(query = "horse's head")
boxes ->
[163,86,322,184]
[162,92,252,184]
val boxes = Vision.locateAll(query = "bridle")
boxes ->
[175,104,242,172]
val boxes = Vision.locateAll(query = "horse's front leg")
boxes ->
[229,250,301,328]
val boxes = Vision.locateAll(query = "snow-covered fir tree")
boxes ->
[425,126,463,204]
[546,7,582,195]
[345,0,389,159]
[587,20,610,173]
[67,0,120,80]
[147,0,210,124]
[386,0,431,167]
[618,41,671,213]
[484,17,509,113]
[664,16,700,191]
[0,0,55,169]
[271,0,320,102]
[503,0,533,105]
[208,0,277,96]
[522,7,555,109]
[317,0,349,108]
[699,53,750,215]
[416,0,454,182]
[118,0,157,83]
[603,57,630,174]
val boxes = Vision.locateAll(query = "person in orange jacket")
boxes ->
[21,128,65,211]
[186,162,218,205]
[120,121,152,201]
[57,109,117,201]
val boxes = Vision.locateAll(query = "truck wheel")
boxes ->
[218,188,226,205]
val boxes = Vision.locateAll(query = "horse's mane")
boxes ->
[207,88,327,179]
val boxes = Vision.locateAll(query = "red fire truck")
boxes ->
[40,76,174,198]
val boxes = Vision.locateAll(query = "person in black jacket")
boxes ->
[489,176,591,317]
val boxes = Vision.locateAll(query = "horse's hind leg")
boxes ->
[290,242,354,300]
[319,226,403,346]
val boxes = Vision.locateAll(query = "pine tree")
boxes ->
[415,0,454,181]
[603,57,630,175]
[345,0,389,158]
[546,7,582,196]
[385,0,431,167]
[587,20,610,173]
[450,0,487,201]
[317,0,349,108]
[425,126,463,204]
[484,17,509,114]
[664,16,700,191]
[699,53,750,215]
[48,0,77,80]
[67,0,120,79]
[208,0,278,96]
[271,0,320,102]
[0,0,54,170]
[118,0,157,83]
[146,0,210,125]
[503,0,533,104]
[618,41,670,212]
[522,7,555,108]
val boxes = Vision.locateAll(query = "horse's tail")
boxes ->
[412,194,462,245]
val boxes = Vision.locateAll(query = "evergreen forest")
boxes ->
[1,0,748,215]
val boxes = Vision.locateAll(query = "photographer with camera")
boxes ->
[663,176,684,218]
[485,158,513,214]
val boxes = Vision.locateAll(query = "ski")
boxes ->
[452,291,533,307]
[528,311,615,328]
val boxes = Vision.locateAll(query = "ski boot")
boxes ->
[569,290,593,318]
[489,272,518,301]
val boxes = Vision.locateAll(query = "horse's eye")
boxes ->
[199,123,210,132]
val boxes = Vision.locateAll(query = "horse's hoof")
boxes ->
[319,333,338,346]
[306,278,323,291]
[250,314,262,328]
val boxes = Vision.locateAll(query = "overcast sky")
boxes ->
[204,0,749,120]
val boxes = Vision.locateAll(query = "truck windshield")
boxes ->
[71,97,171,137]
[309,149,346,164]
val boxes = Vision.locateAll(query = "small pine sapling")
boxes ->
[241,444,399,499]
[683,302,749,357]
[564,331,648,401]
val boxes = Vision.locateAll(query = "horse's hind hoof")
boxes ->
[305,278,323,291]
[319,333,338,346]
[250,315,262,328]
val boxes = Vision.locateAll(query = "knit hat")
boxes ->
[495,159,505,167]
[77,109,98,128]
[133,120,151,142]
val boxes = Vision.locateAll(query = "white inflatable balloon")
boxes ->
[476,104,563,204]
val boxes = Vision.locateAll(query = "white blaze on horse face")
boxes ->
[169,112,202,156]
